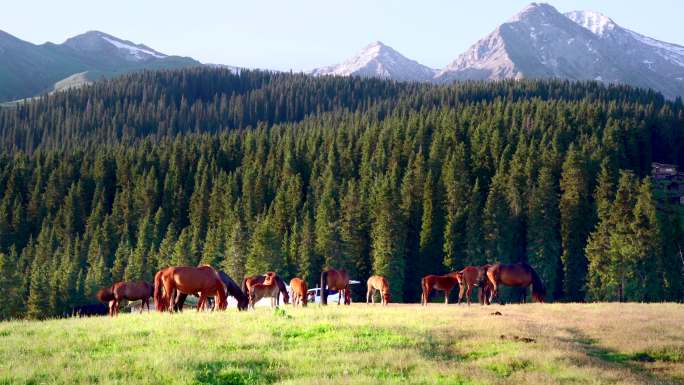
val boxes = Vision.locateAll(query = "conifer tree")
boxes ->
[585,161,616,300]
[442,147,470,270]
[172,228,194,267]
[559,146,591,301]
[246,215,283,276]
[527,166,561,299]
[223,217,248,281]
[370,175,405,301]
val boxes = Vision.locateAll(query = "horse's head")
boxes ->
[382,290,391,304]
[237,295,249,311]
[476,265,490,287]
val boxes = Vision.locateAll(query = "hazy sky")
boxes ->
[2,1,681,71]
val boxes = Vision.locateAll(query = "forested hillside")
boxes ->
[0,68,683,319]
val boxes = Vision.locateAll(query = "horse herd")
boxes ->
[95,262,545,316]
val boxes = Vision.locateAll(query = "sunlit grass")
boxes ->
[0,303,682,384]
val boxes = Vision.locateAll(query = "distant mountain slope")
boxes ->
[309,41,436,82]
[435,3,684,99]
[0,30,200,102]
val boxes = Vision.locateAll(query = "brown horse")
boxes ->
[366,275,390,305]
[174,270,249,312]
[421,274,460,305]
[96,281,153,316]
[289,278,308,307]
[320,268,351,305]
[154,265,228,312]
[242,273,290,309]
[481,262,546,304]
[452,267,494,305]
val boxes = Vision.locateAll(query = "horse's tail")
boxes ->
[241,277,249,296]
[320,271,328,305]
[302,282,308,307]
[420,277,427,304]
[154,270,165,311]
[215,272,228,310]
[528,265,546,303]
[96,287,114,303]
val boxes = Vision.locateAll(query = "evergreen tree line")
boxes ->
[0,69,683,319]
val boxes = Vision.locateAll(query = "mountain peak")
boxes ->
[63,31,167,61]
[309,41,436,82]
[510,2,560,22]
[565,10,617,36]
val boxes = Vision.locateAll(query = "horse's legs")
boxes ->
[197,293,207,312]
[458,285,465,305]
[490,282,498,304]
[466,285,473,306]
[163,280,175,313]
[444,289,450,305]
[366,287,371,304]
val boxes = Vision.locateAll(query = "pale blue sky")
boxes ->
[2,1,681,71]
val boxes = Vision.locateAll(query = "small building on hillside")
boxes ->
[652,162,681,179]
[652,162,684,206]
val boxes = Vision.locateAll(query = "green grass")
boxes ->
[1,303,683,385]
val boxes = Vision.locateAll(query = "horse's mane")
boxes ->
[218,270,248,304]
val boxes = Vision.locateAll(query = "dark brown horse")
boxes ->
[174,270,249,311]
[320,268,351,305]
[366,275,390,305]
[242,272,290,309]
[289,277,308,307]
[96,281,153,316]
[421,274,460,305]
[154,265,228,312]
[480,262,546,304]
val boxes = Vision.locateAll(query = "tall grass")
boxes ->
[1,303,682,384]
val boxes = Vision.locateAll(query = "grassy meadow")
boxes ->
[1,303,683,385]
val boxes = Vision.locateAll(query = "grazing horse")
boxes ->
[421,274,460,305]
[289,278,308,307]
[481,262,546,304]
[242,273,290,309]
[174,270,249,311]
[366,275,390,305]
[154,265,228,312]
[320,268,351,305]
[97,281,153,316]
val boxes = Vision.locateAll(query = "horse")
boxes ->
[96,281,153,316]
[420,274,460,305]
[242,272,290,309]
[366,275,390,305]
[289,277,308,307]
[154,265,228,312]
[452,266,492,306]
[174,270,249,311]
[481,262,546,304]
[320,268,351,305]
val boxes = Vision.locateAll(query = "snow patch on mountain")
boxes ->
[625,31,684,67]
[102,36,166,60]
[565,10,616,36]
